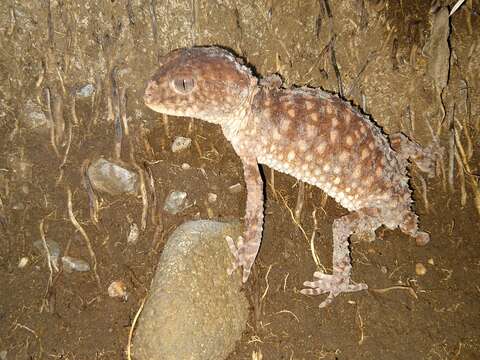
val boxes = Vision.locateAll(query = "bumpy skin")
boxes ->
[144,46,434,307]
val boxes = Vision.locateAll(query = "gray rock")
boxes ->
[133,220,248,360]
[61,256,90,272]
[163,191,188,215]
[87,158,138,196]
[22,100,48,129]
[76,84,95,97]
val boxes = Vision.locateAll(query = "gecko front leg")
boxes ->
[227,155,264,283]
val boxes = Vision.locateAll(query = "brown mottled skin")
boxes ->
[144,46,436,307]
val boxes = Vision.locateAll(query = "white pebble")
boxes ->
[127,223,140,244]
[171,136,192,153]
[18,257,29,268]
[207,193,217,203]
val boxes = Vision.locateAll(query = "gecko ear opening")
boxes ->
[172,78,196,94]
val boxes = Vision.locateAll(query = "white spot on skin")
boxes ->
[316,141,326,154]
[361,148,370,160]
[333,166,341,174]
[369,142,375,150]
[339,151,349,162]
[345,113,352,125]
[273,129,281,140]
[305,153,314,162]
[345,135,353,146]
[287,150,296,161]
[298,140,308,152]
[310,113,319,122]
[280,119,290,133]
[353,165,362,179]
[323,163,331,172]
[330,130,338,143]
[306,124,317,138]
[288,108,296,117]
[333,177,341,185]
[331,117,339,128]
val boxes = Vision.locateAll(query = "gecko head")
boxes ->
[144,47,258,125]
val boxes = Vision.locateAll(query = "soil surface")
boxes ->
[1,1,479,359]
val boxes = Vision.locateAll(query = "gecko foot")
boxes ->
[300,271,368,308]
[225,235,254,283]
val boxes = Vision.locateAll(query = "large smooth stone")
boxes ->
[134,220,248,360]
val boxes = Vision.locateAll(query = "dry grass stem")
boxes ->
[277,191,308,242]
[67,187,101,288]
[283,272,289,292]
[82,160,99,225]
[127,297,146,360]
[454,125,480,217]
[371,285,418,300]
[120,87,129,136]
[275,309,300,323]
[39,218,54,313]
[14,322,43,357]
[45,87,60,157]
[56,120,73,186]
[294,182,305,222]
[356,307,364,345]
[162,113,170,137]
[310,209,326,272]
[260,264,273,303]
[455,149,467,206]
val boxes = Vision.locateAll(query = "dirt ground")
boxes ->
[1,0,479,359]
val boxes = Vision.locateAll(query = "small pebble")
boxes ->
[76,84,95,97]
[0,350,7,360]
[207,193,217,203]
[164,191,188,215]
[428,258,434,265]
[108,280,128,301]
[380,265,388,274]
[415,263,427,276]
[88,158,138,195]
[62,256,91,273]
[127,223,140,244]
[228,183,242,194]
[18,257,29,268]
[171,136,192,153]
[181,163,191,170]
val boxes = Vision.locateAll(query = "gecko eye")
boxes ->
[172,78,196,94]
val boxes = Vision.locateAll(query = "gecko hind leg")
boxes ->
[301,208,381,308]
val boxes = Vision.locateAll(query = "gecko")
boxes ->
[144,46,438,307]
